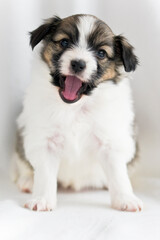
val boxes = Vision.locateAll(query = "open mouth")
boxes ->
[59,76,87,103]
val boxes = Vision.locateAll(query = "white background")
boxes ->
[0,0,160,177]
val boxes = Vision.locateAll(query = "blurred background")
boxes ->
[0,0,159,177]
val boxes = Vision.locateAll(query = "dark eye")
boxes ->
[97,49,107,59]
[60,39,69,48]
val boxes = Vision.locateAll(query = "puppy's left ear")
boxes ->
[114,35,138,72]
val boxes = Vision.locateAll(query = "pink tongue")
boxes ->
[62,76,82,100]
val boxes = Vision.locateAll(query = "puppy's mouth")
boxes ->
[59,76,87,104]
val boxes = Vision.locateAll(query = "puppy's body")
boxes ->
[12,14,143,211]
[18,49,134,190]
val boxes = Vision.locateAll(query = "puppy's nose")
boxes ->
[71,60,86,73]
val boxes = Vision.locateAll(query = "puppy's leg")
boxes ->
[100,140,143,212]
[10,152,33,193]
[24,149,60,211]
[11,130,34,193]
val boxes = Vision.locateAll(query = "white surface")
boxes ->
[0,172,160,240]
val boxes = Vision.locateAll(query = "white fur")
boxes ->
[13,16,143,211]
[77,15,96,48]
[60,47,97,82]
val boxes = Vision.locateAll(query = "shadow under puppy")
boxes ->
[11,14,143,212]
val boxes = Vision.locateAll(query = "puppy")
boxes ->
[11,14,143,211]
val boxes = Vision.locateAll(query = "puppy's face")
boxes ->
[30,14,138,103]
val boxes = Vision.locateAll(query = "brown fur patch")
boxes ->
[42,15,80,70]
[53,33,69,42]
[88,19,114,50]
[102,46,114,58]
[97,63,118,84]
[52,15,80,43]
[86,18,118,83]
[42,43,55,70]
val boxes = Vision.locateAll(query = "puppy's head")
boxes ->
[30,14,138,103]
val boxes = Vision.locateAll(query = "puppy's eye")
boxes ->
[60,39,69,48]
[97,49,107,59]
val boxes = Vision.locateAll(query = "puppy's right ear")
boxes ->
[30,16,61,50]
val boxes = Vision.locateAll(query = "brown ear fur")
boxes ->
[114,35,138,72]
[29,16,61,50]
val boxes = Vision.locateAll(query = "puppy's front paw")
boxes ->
[111,193,143,212]
[24,198,56,211]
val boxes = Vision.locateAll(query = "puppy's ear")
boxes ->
[114,35,138,72]
[30,16,61,50]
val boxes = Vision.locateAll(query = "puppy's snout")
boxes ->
[71,60,86,73]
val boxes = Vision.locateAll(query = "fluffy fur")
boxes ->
[11,14,143,212]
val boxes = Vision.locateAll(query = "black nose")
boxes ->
[71,60,86,73]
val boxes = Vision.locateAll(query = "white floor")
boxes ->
[0,171,160,240]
